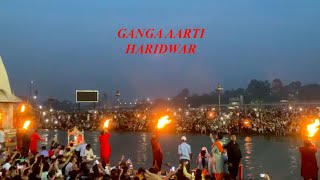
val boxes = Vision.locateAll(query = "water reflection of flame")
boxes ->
[91,132,99,155]
[136,133,147,167]
[244,136,254,179]
[288,144,298,175]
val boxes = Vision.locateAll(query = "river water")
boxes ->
[39,130,320,180]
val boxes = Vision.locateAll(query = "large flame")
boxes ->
[307,119,320,138]
[21,104,25,113]
[23,120,31,129]
[243,119,252,128]
[243,118,252,124]
[157,115,171,129]
[103,119,111,128]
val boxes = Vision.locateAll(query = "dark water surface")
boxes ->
[39,130,320,180]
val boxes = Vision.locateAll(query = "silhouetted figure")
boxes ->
[151,132,163,172]
[21,129,30,157]
[225,135,242,180]
[299,139,318,180]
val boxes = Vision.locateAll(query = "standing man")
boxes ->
[76,141,87,159]
[50,136,59,149]
[21,129,30,157]
[299,139,318,180]
[151,132,163,172]
[178,136,192,173]
[0,128,5,150]
[99,129,111,165]
[225,135,242,180]
[29,129,44,155]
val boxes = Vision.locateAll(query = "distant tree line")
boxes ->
[39,79,320,111]
[186,79,320,107]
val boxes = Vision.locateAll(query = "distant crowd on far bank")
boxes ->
[35,106,318,137]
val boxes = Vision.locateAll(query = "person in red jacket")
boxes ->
[29,130,44,155]
[299,139,319,180]
[99,129,111,165]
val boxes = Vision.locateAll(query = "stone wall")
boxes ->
[0,102,14,129]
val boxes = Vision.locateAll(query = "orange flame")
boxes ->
[103,119,110,128]
[307,119,320,138]
[243,119,252,128]
[21,104,25,113]
[23,120,31,129]
[157,115,171,129]
[207,111,216,119]
[243,119,251,124]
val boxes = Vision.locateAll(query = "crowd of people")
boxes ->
[37,106,320,136]
[1,105,319,179]
[150,132,244,180]
[0,126,247,180]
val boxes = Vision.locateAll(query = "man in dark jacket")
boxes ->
[299,139,318,180]
[225,135,242,180]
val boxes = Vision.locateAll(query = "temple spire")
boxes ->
[0,56,21,102]
[0,56,12,95]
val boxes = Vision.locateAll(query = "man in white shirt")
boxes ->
[76,142,87,158]
[178,136,192,173]
[83,144,96,161]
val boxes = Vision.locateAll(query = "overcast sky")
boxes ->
[0,0,319,102]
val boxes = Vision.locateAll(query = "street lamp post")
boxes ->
[215,83,224,116]
[115,90,121,108]
[27,80,34,103]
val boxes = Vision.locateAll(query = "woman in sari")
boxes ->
[196,147,210,170]
[209,133,225,180]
